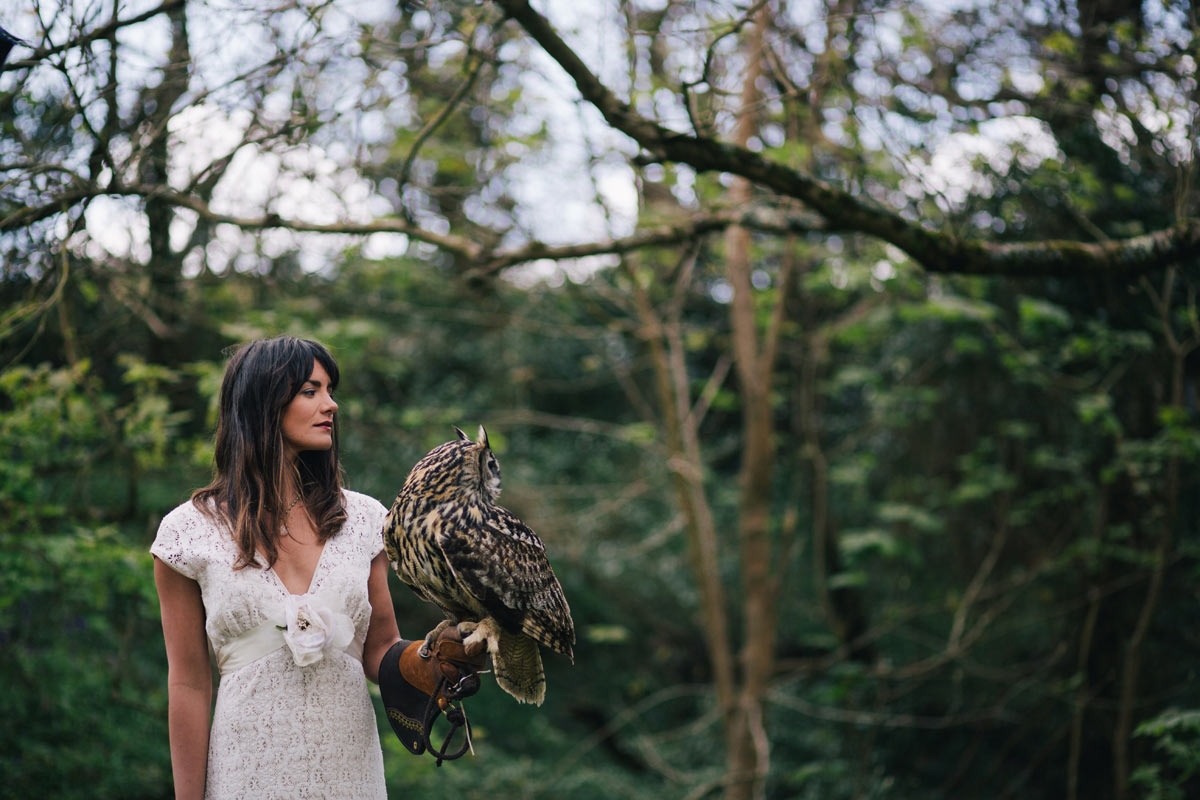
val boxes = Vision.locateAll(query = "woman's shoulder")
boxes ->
[341,488,388,518]
[159,497,219,532]
[339,490,389,558]
[152,498,223,579]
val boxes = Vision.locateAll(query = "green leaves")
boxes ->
[0,362,104,525]
[1017,297,1071,333]
[0,525,169,798]
[1132,709,1200,800]
[876,502,944,535]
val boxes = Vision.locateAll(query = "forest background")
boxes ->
[2,1,1199,798]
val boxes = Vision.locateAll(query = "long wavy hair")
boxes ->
[193,336,347,570]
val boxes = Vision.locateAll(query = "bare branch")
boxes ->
[472,206,821,274]
[687,353,731,430]
[5,180,819,272]
[493,0,1200,278]
[679,0,771,136]
[2,0,186,72]
[397,56,489,204]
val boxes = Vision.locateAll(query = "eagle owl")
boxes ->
[383,426,575,705]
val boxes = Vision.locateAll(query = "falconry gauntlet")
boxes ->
[379,627,487,758]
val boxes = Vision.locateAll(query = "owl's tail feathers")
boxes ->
[495,628,546,706]
[460,617,547,705]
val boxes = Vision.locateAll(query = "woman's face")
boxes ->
[281,360,338,460]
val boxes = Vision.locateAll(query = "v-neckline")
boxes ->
[264,537,331,597]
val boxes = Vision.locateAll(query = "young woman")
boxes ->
[152,336,471,799]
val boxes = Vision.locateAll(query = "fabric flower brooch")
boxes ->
[279,593,354,666]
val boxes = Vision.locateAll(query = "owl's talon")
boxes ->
[418,627,439,658]
[418,619,454,658]
[461,617,499,655]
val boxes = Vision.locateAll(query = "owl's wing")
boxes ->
[381,502,401,565]
[381,500,448,611]
[438,506,575,661]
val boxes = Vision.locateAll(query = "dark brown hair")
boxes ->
[193,336,346,569]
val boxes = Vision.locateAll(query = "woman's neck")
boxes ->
[280,460,302,509]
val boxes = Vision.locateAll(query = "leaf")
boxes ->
[584,624,630,644]
[876,502,944,534]
[1136,709,1200,738]
[1017,297,1071,331]
[829,570,868,589]
[840,529,903,558]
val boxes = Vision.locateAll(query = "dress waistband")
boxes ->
[216,619,361,675]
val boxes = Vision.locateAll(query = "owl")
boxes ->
[383,426,575,705]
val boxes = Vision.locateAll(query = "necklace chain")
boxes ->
[282,494,302,540]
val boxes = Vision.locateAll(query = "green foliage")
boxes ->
[2,1,1199,798]
[0,361,106,525]
[1132,710,1200,800]
[0,527,169,798]
[0,364,177,798]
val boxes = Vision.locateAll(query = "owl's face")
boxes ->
[481,448,501,503]
[455,425,502,504]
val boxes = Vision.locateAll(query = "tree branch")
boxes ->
[473,206,821,274]
[2,0,187,72]
[397,55,489,204]
[4,183,819,271]
[493,0,1200,277]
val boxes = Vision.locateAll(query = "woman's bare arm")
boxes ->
[154,557,212,800]
[362,551,402,683]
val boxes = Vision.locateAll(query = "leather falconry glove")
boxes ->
[379,624,488,761]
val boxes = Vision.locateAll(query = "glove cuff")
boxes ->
[379,639,435,755]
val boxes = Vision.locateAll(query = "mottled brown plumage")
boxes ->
[383,426,574,705]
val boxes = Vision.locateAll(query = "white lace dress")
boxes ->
[151,490,389,800]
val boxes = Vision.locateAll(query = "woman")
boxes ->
[152,336,450,799]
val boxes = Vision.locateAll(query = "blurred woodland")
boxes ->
[2,0,1199,798]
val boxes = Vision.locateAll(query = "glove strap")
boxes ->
[423,676,474,766]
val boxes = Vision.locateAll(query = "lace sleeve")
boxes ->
[368,497,387,560]
[150,504,201,580]
[347,490,389,561]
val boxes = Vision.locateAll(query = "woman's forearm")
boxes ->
[363,634,404,684]
[363,553,403,684]
[167,678,211,800]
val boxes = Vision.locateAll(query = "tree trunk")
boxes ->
[724,7,776,799]
[626,264,739,738]
[140,0,189,358]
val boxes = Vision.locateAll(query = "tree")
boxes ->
[2,1,1197,799]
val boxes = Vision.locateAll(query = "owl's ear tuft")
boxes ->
[454,426,470,441]
[477,425,490,449]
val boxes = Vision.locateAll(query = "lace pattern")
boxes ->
[152,490,389,800]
